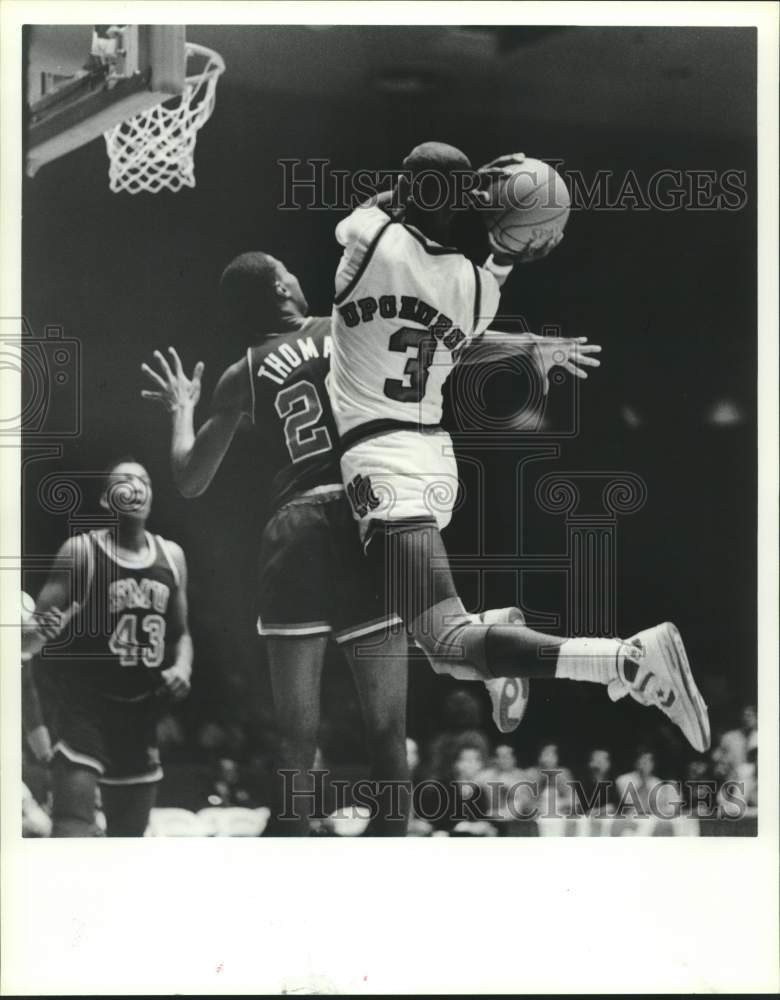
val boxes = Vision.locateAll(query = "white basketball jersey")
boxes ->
[328,205,501,449]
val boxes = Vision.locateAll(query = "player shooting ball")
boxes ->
[326,140,710,752]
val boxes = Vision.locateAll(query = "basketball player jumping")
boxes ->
[327,142,710,752]
[22,459,192,836]
[141,253,410,835]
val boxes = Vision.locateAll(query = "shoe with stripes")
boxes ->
[608,622,710,752]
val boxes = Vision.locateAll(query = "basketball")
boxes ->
[481,157,571,256]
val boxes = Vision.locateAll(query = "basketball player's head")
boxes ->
[100,457,152,522]
[220,252,308,341]
[399,141,477,243]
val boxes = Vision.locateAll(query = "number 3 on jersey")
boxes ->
[384,327,437,403]
[275,380,333,463]
[109,613,166,668]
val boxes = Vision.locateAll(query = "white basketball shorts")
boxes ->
[341,429,459,540]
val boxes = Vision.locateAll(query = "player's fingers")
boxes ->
[141,363,167,389]
[563,361,587,379]
[168,346,184,376]
[577,343,601,353]
[153,350,174,382]
[192,361,205,384]
[140,390,168,405]
[574,354,601,368]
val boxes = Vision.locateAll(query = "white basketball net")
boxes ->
[104,43,225,194]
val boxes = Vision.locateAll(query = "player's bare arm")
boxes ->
[141,347,250,497]
[160,541,193,701]
[468,331,602,394]
[21,535,86,659]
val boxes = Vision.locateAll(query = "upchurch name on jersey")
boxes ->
[329,204,501,438]
[108,577,170,615]
[336,294,468,359]
[256,334,332,386]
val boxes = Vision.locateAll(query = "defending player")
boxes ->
[141,253,409,835]
[22,459,193,836]
[328,142,710,752]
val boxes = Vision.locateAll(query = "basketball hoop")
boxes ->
[103,43,225,194]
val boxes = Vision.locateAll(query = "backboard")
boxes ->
[26,25,187,177]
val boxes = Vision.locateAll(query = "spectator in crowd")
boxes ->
[575,748,618,816]
[527,742,575,818]
[426,689,489,785]
[720,704,757,767]
[419,731,492,834]
[616,749,679,819]
[479,743,532,820]
[717,705,757,809]
[207,757,256,808]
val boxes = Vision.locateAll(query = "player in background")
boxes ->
[141,253,409,835]
[328,141,710,752]
[22,459,193,836]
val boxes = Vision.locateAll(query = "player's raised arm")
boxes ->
[141,347,249,497]
[159,541,193,701]
[21,535,87,659]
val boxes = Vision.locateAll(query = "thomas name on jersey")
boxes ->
[336,293,467,358]
[256,334,332,386]
[108,578,170,614]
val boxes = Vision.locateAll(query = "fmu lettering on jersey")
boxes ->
[256,334,332,386]
[109,577,170,614]
[336,294,468,358]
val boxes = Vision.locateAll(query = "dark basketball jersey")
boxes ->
[47,529,181,701]
[246,316,341,510]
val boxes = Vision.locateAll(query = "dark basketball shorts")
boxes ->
[39,670,163,785]
[257,485,402,643]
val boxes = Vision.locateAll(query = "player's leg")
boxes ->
[45,680,107,836]
[97,691,163,836]
[370,521,710,750]
[101,782,158,837]
[340,627,409,836]
[265,635,328,836]
[328,494,410,835]
[257,494,337,835]
[50,756,101,837]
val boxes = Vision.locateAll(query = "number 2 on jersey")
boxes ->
[383,327,437,403]
[275,380,333,463]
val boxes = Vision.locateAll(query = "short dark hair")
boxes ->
[402,141,475,212]
[220,252,280,339]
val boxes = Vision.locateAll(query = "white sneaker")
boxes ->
[480,608,531,733]
[608,622,711,752]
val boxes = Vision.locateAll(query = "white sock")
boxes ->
[554,638,626,685]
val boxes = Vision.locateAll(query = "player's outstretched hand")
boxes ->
[141,347,204,412]
[161,662,191,701]
[531,335,602,394]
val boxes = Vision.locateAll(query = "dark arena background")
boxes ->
[21,25,757,836]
